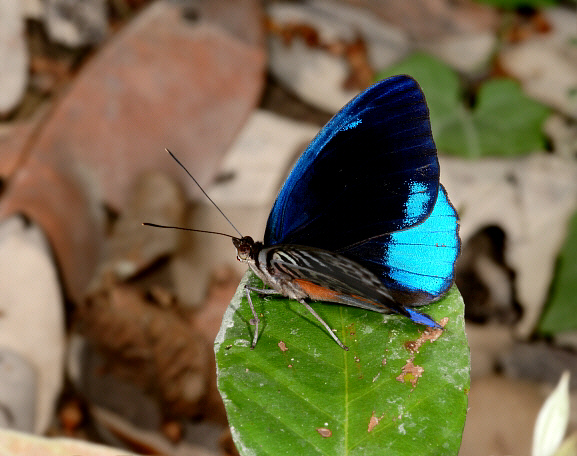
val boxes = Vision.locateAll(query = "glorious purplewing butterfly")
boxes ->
[146,75,460,351]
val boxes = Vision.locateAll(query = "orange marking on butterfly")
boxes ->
[293,279,341,301]
[294,279,378,306]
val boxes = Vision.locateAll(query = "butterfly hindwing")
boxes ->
[339,185,460,305]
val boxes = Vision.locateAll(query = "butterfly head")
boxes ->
[233,236,260,263]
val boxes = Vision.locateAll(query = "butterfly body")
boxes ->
[234,237,441,330]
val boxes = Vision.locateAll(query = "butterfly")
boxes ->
[232,75,460,350]
[150,75,460,351]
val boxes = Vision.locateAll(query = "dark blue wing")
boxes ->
[265,75,440,251]
[264,75,459,303]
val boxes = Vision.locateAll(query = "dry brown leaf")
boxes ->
[0,154,105,303]
[78,284,209,417]
[25,1,265,212]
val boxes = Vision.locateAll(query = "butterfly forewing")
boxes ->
[265,75,440,251]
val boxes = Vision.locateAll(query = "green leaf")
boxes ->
[376,53,550,157]
[215,272,470,456]
[473,80,552,156]
[539,210,577,334]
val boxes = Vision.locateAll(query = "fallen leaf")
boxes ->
[26,1,266,211]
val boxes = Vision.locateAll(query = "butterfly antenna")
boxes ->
[142,223,237,239]
[165,148,243,238]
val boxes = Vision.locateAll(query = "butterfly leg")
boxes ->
[244,287,260,349]
[298,300,349,351]
[245,286,281,348]
[246,286,279,296]
[245,286,349,350]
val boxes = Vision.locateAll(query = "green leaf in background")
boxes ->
[376,53,550,157]
[539,210,577,334]
[215,272,470,456]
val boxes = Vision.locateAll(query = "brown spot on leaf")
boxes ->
[396,318,446,388]
[278,341,288,352]
[316,427,332,438]
[396,359,425,388]
[367,411,385,433]
[404,318,447,354]
[404,341,418,353]
[347,323,356,338]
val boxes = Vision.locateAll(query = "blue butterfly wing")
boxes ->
[339,185,460,305]
[264,75,459,303]
[265,75,440,251]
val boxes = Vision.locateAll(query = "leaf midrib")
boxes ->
[342,305,350,456]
